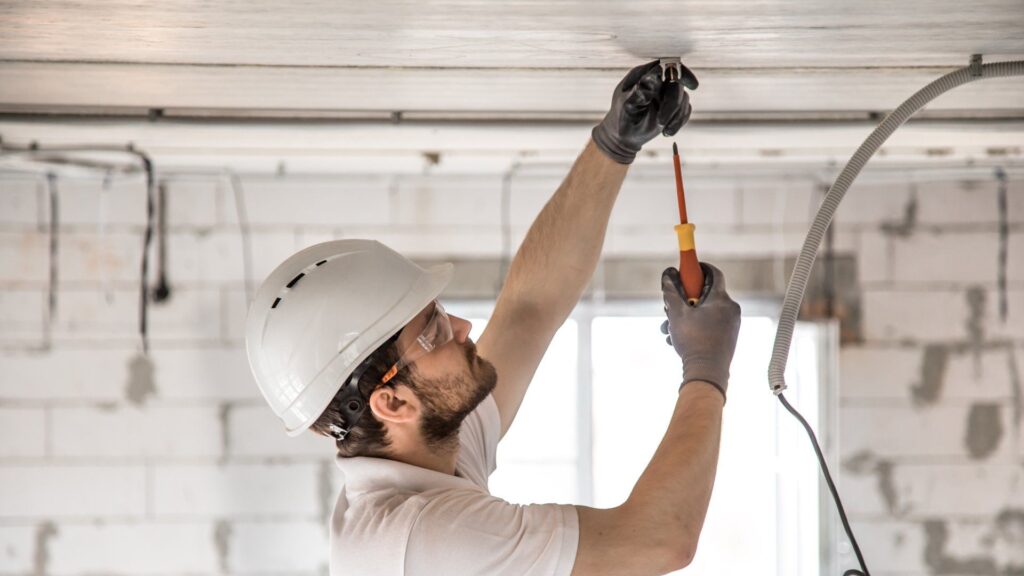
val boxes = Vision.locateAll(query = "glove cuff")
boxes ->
[679,378,727,403]
[591,125,636,165]
[681,358,729,401]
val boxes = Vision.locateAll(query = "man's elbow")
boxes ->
[655,539,697,573]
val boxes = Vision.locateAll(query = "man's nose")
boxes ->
[450,316,472,343]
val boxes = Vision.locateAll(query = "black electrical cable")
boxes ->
[152,179,171,303]
[995,167,1008,323]
[777,392,868,576]
[0,140,157,352]
[46,172,59,347]
[139,156,156,353]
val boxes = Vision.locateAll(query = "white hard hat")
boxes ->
[245,239,453,436]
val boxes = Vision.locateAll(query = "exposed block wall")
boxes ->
[1,166,1021,575]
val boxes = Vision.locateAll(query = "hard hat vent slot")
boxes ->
[271,297,282,309]
[286,273,305,289]
[316,259,327,266]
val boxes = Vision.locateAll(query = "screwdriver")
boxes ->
[672,142,705,305]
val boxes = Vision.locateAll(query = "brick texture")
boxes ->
[2,167,1021,574]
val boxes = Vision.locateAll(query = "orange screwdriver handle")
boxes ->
[675,224,705,305]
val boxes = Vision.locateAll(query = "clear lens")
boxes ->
[399,300,453,368]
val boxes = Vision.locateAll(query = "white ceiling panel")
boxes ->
[1,0,1023,117]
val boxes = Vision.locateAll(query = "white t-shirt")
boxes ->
[330,394,580,576]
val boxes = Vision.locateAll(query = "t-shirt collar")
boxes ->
[335,455,484,495]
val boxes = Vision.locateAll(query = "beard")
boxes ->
[411,343,498,453]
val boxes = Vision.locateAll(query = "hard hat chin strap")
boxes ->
[327,361,373,442]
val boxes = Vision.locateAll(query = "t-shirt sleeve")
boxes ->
[457,393,502,482]
[405,490,579,576]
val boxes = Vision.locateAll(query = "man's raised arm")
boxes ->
[572,264,741,575]
[478,61,697,436]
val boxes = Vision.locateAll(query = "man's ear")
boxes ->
[369,384,419,424]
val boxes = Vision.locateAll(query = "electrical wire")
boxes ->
[995,167,1008,323]
[768,56,1024,576]
[779,393,866,576]
[152,179,171,303]
[45,172,59,349]
[497,160,520,294]
[139,156,156,353]
[0,141,158,352]
[228,171,255,305]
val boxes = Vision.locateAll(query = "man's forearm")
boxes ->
[498,140,627,323]
[626,382,724,564]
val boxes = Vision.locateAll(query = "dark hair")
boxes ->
[310,334,405,458]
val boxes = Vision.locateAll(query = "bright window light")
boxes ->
[450,302,830,576]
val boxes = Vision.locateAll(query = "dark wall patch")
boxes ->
[125,352,157,406]
[965,286,987,345]
[214,520,232,574]
[32,521,57,576]
[923,520,997,575]
[880,188,918,238]
[965,403,1003,459]
[912,344,949,405]
[842,450,904,516]
[874,459,901,515]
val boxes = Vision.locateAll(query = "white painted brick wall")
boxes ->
[1,167,1020,574]
[613,175,739,228]
[739,178,819,226]
[50,405,223,459]
[846,521,926,573]
[0,465,145,518]
[0,349,132,401]
[391,175,502,227]
[58,231,143,283]
[0,232,48,283]
[164,178,220,228]
[0,407,46,457]
[839,346,920,399]
[0,288,45,341]
[1010,232,1024,284]
[148,348,260,400]
[57,176,148,226]
[840,403,1015,461]
[0,525,35,573]
[239,177,392,226]
[227,403,333,458]
[54,287,222,341]
[229,521,328,573]
[47,522,218,575]
[833,181,913,225]
[841,345,1020,401]
[856,230,891,284]
[0,176,40,226]
[915,179,1005,225]
[861,289,973,341]
[508,176,560,227]
[152,463,320,517]
[987,291,1024,340]
[890,231,1001,285]
[889,464,1024,516]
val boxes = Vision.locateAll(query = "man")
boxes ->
[245,61,741,576]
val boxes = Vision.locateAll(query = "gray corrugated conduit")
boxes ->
[768,56,1024,576]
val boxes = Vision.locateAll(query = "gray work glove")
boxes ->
[591,60,699,164]
[660,263,741,400]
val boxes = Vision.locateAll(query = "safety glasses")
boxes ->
[380,300,453,385]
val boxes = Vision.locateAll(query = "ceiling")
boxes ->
[1,0,1022,173]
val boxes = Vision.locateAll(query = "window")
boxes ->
[449,301,834,576]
